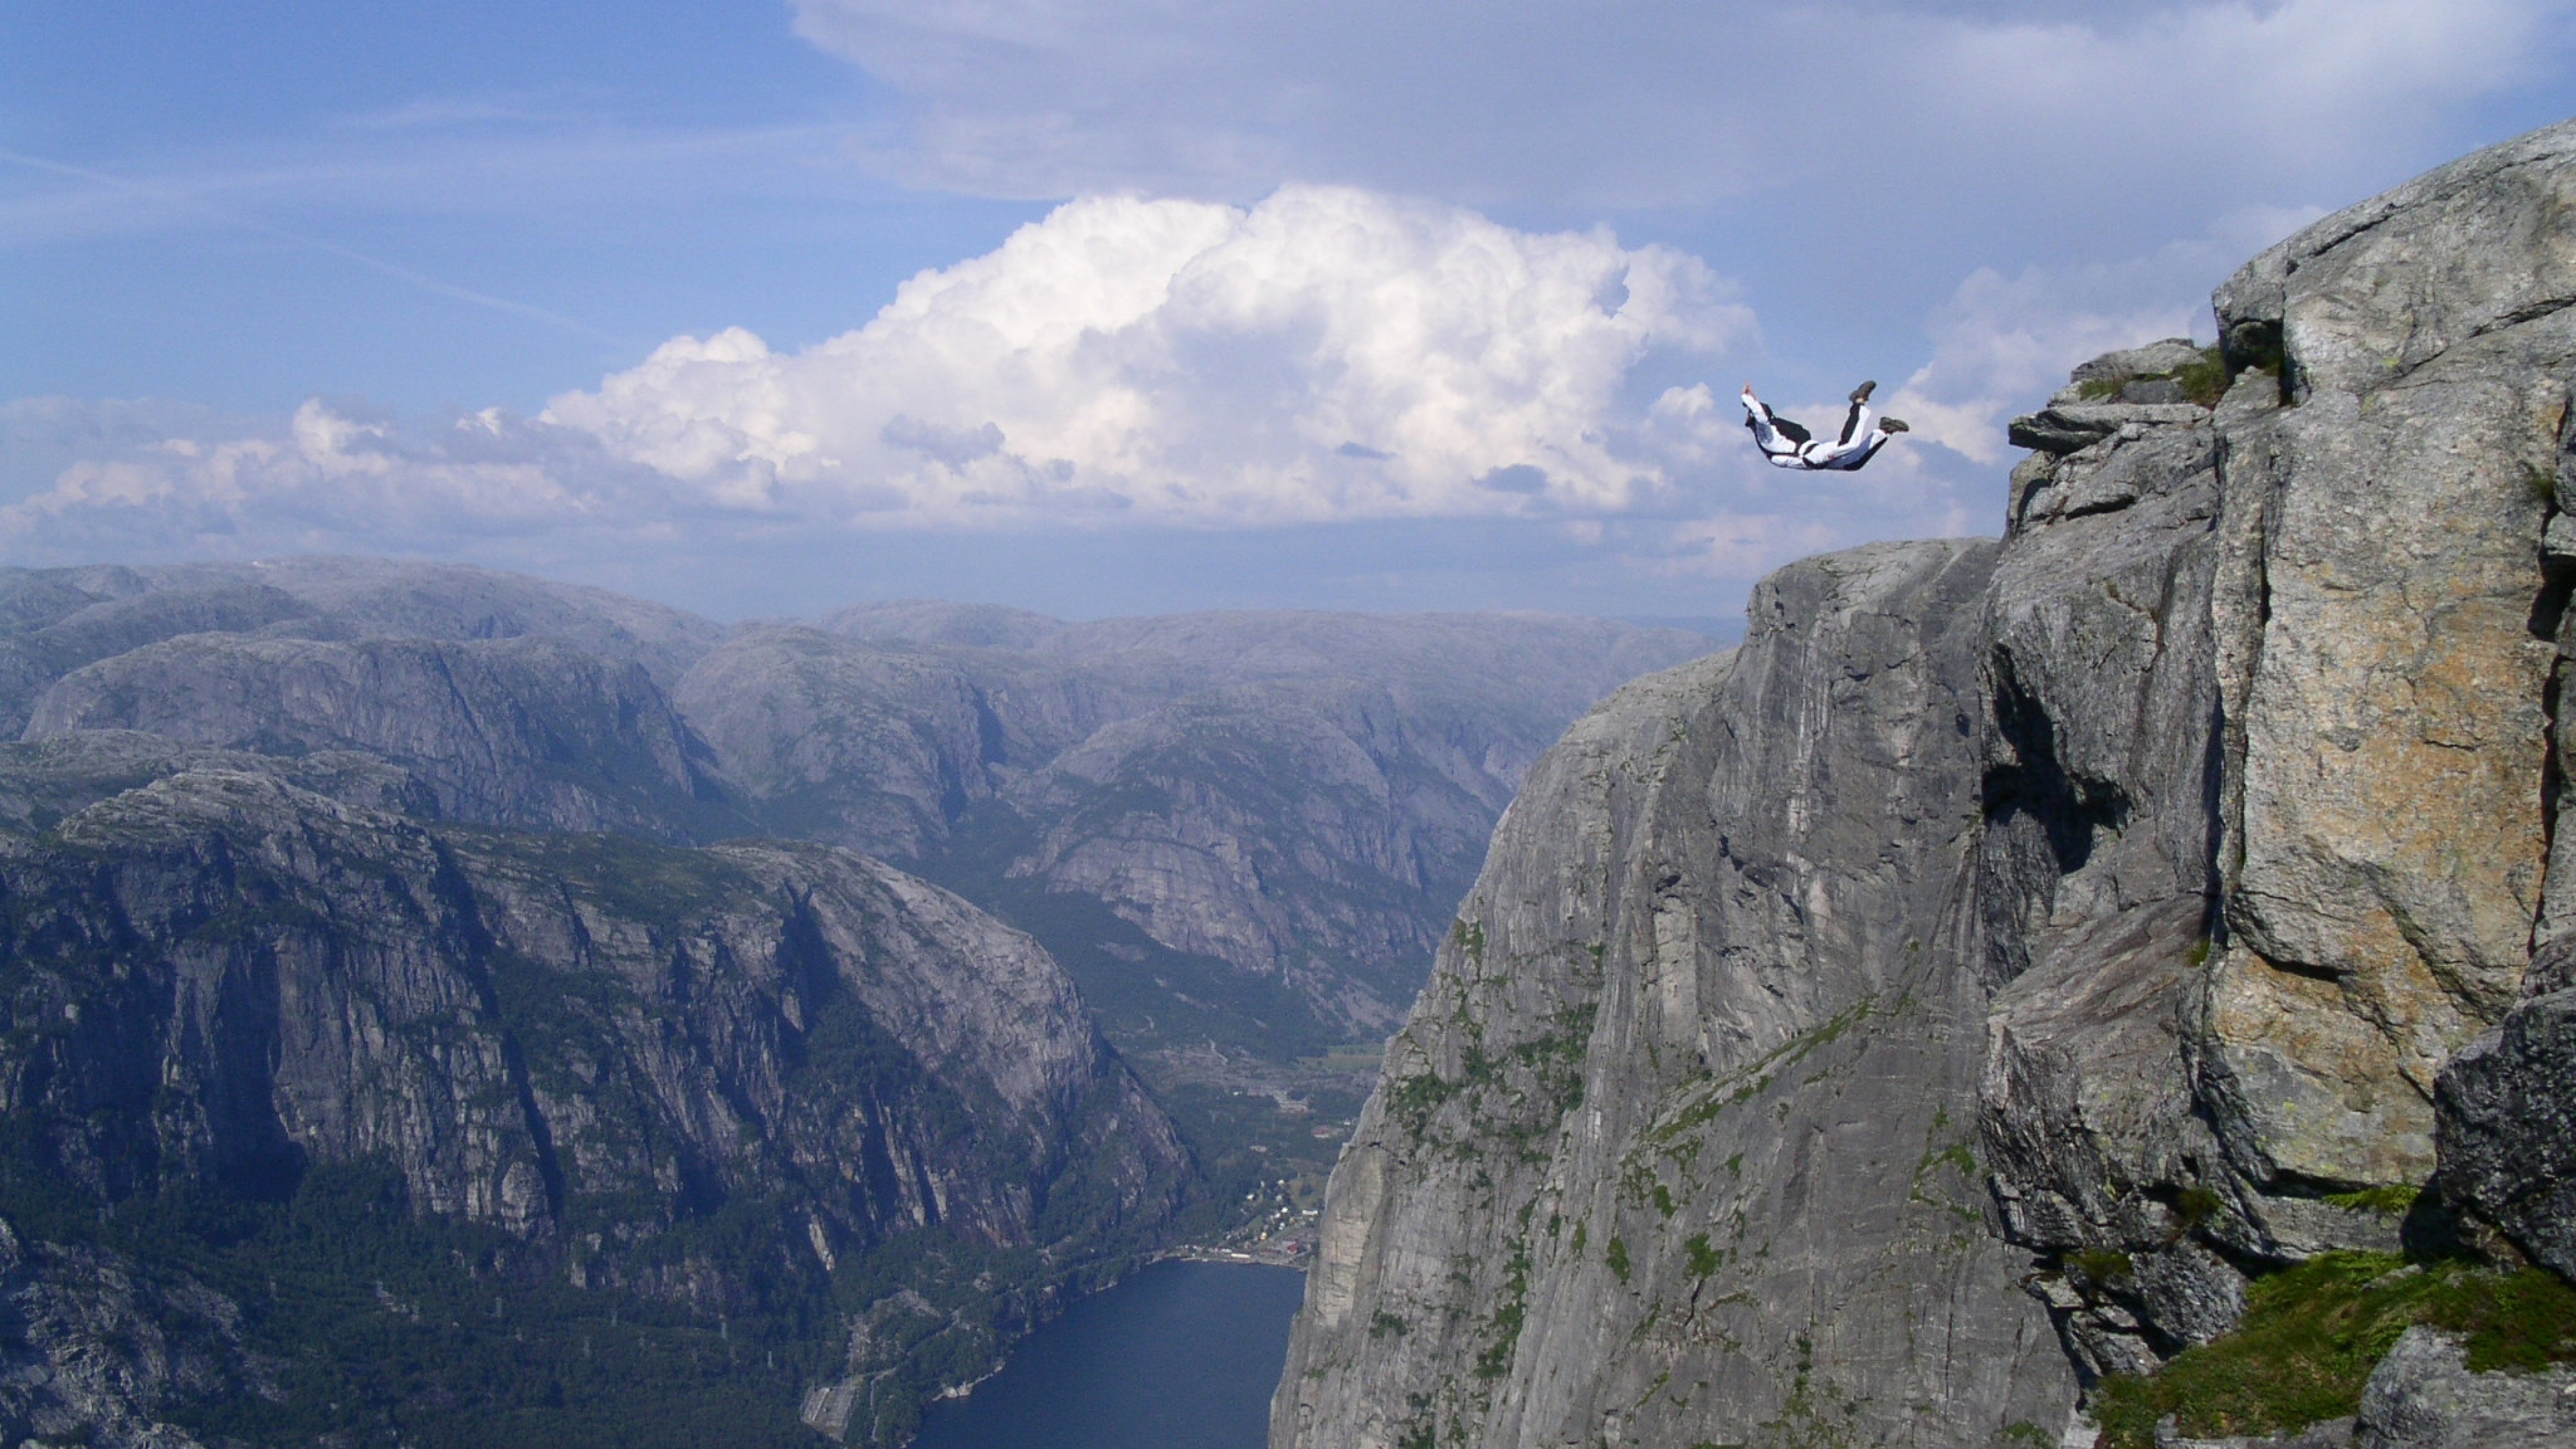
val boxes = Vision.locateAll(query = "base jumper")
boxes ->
[1741,380,1909,471]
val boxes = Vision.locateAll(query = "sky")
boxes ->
[5,1,2573,625]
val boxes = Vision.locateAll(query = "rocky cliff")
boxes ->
[1273,543,2076,1449]
[1980,115,2576,1384]
[1277,118,2576,1448]
[0,764,1190,1448]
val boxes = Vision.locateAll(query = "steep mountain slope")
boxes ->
[0,559,1709,1083]
[1273,545,2076,1449]
[1278,117,2576,1448]
[0,765,1189,1448]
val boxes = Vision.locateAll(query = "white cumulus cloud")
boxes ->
[517,186,1754,526]
[4,186,1784,551]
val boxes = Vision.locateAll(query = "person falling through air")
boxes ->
[1741,380,1909,471]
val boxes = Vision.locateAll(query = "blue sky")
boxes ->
[7,1,2573,623]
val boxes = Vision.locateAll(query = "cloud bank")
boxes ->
[10,186,1800,557]
[547,187,1754,525]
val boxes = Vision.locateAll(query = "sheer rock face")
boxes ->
[1974,117,2576,1379]
[0,769,1190,1442]
[0,768,1183,1250]
[1273,542,2077,1449]
[1280,118,2576,1447]
[2203,119,2573,1195]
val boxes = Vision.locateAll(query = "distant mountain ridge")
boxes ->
[0,560,1714,1053]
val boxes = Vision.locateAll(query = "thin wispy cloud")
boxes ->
[0,148,623,341]
[0,124,871,246]
[335,93,600,131]
[790,0,2575,222]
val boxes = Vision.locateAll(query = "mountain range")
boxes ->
[0,556,1713,1447]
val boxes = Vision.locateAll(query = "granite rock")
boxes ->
[1273,543,2076,1449]
[2353,1326,2576,1447]
[2203,117,2576,1196]
[2436,988,2576,1281]
[1976,119,2576,1385]
[2008,404,2208,456]
[1280,117,2576,1449]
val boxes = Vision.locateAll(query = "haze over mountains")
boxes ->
[0,555,1713,1446]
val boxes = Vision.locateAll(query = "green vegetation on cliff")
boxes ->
[2090,1250,2576,1446]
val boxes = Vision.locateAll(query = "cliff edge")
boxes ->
[1276,117,2576,1448]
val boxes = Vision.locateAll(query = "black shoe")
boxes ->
[1879,417,1909,433]
[1849,380,1877,405]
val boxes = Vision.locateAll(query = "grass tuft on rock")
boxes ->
[2090,1250,2576,1447]
[2070,345,2231,407]
[2324,1183,2421,1216]
[2173,347,2231,407]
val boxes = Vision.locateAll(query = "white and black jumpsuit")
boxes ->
[1742,390,1894,472]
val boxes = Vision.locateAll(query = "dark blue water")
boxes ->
[909,1260,1305,1449]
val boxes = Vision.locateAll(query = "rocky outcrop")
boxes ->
[2353,1326,2576,1448]
[1279,117,2576,1448]
[1979,116,2576,1377]
[0,769,1190,1446]
[1273,543,2076,1449]
[2199,121,2569,1197]
[0,1217,258,1449]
